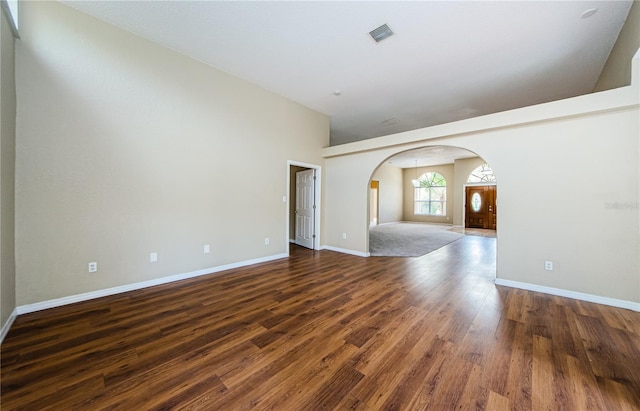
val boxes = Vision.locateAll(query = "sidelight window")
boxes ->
[414,172,447,216]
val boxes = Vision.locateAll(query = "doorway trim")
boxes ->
[370,180,380,227]
[287,160,322,255]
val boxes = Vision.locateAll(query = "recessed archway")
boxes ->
[367,145,498,261]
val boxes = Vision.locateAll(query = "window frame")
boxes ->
[467,163,496,183]
[413,172,447,216]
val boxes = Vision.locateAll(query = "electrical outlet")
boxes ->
[544,261,553,271]
[88,262,97,273]
[264,237,270,246]
[204,244,210,254]
[342,233,347,240]
[150,252,158,263]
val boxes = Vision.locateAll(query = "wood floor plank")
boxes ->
[257,342,361,410]
[420,356,475,409]
[298,363,365,410]
[350,306,424,376]
[486,390,511,411]
[453,363,490,411]
[532,335,556,411]
[564,353,607,410]
[2,237,640,410]
[503,320,533,410]
[348,317,436,408]
[478,316,518,396]
[380,336,454,410]
[456,289,501,365]
[12,374,105,411]
[596,376,640,411]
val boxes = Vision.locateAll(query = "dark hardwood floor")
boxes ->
[2,237,640,410]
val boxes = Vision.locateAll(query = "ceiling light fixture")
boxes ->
[581,8,598,19]
[412,160,420,188]
[333,89,341,96]
[369,24,394,43]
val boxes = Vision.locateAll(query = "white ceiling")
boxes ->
[64,1,632,148]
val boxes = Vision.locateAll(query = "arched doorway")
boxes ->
[367,145,497,257]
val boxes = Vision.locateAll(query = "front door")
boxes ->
[295,169,315,249]
[465,185,497,229]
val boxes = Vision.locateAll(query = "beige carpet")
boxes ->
[369,222,463,257]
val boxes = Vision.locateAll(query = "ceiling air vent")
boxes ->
[369,24,394,43]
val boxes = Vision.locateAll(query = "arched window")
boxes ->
[467,163,496,183]
[414,172,447,216]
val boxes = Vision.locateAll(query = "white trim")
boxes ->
[286,160,322,253]
[465,182,497,187]
[321,245,370,258]
[400,221,453,227]
[0,0,20,38]
[0,308,18,345]
[495,278,640,312]
[16,253,288,315]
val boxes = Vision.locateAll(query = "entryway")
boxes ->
[370,180,379,226]
[288,161,321,251]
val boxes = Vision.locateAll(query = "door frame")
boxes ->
[287,160,322,254]
[462,182,497,228]
[370,180,380,227]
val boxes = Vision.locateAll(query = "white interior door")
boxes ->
[295,169,315,249]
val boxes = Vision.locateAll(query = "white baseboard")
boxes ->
[16,253,288,316]
[400,221,454,227]
[0,308,18,345]
[320,245,370,257]
[495,278,640,312]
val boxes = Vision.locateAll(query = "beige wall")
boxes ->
[371,162,403,224]
[322,63,639,303]
[594,1,640,91]
[1,6,16,328]
[402,164,454,224]
[15,2,328,306]
[452,157,487,226]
